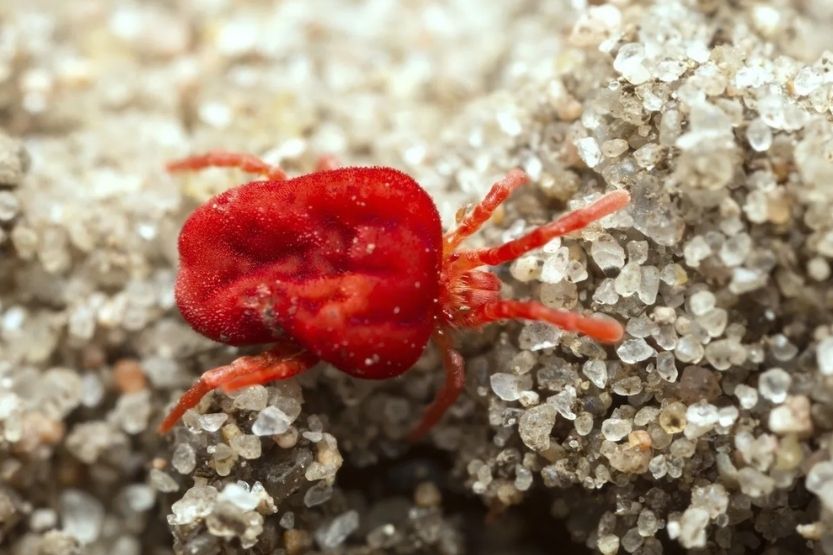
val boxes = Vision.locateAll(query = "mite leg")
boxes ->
[159,345,318,433]
[444,169,529,253]
[456,189,630,270]
[407,328,466,441]
[314,154,340,172]
[466,299,624,343]
[166,150,287,180]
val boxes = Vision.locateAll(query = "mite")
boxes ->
[159,151,630,439]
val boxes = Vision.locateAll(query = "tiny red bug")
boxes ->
[159,151,630,439]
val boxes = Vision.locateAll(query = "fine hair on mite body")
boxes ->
[160,151,630,440]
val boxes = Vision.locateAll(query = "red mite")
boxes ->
[159,151,630,440]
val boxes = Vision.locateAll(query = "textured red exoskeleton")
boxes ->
[159,151,630,440]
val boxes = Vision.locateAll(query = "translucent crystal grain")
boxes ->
[511,256,540,282]
[759,368,791,403]
[518,322,561,351]
[112,390,152,434]
[582,359,608,388]
[793,67,822,96]
[576,137,602,168]
[205,501,264,547]
[149,469,179,493]
[744,190,768,224]
[737,467,775,497]
[168,485,217,526]
[569,4,622,47]
[660,263,687,287]
[683,236,711,267]
[518,403,557,451]
[230,434,261,459]
[279,512,295,529]
[659,402,687,434]
[705,338,747,371]
[621,527,643,552]
[315,511,359,549]
[660,110,682,146]
[593,278,620,305]
[305,433,343,480]
[540,281,577,308]
[638,266,660,305]
[509,350,537,375]
[614,262,641,297]
[566,260,588,283]
[746,118,772,152]
[200,413,229,432]
[807,461,833,510]
[68,305,96,340]
[691,483,729,519]
[698,308,727,338]
[212,443,236,476]
[769,334,798,361]
[38,368,83,419]
[617,338,655,363]
[649,455,667,479]
[717,406,739,428]
[550,386,577,419]
[760,92,809,131]
[614,43,651,85]
[490,373,532,401]
[685,402,718,438]
[602,139,629,158]
[626,316,655,338]
[768,395,811,434]
[675,335,704,364]
[656,59,686,82]
[220,483,260,511]
[612,376,643,396]
[303,481,333,508]
[597,534,620,555]
[656,351,678,382]
[634,406,659,426]
[808,257,831,281]
[818,337,833,375]
[172,443,196,474]
[654,324,678,351]
[601,418,632,441]
[575,412,593,436]
[540,247,569,284]
[252,406,293,436]
[634,143,662,169]
[627,241,648,264]
[719,233,751,267]
[232,386,268,411]
[677,507,709,549]
[518,390,540,407]
[687,291,715,316]
[60,490,104,544]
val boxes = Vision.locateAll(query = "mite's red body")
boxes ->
[176,168,442,378]
[160,151,631,439]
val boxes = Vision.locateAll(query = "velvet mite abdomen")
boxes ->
[175,167,442,379]
[160,151,630,439]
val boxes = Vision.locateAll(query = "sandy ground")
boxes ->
[1,1,833,553]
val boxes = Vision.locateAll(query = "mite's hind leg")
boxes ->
[159,342,318,433]
[407,328,465,441]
